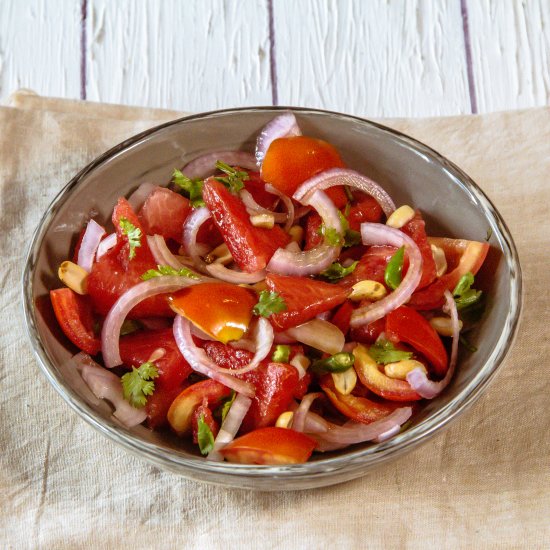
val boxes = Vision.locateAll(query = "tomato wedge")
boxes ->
[401,211,437,289]
[119,328,193,428]
[191,400,219,444]
[202,178,290,272]
[87,198,174,317]
[353,344,422,402]
[266,273,349,331]
[339,245,396,288]
[347,192,384,230]
[321,375,403,422]
[50,288,100,355]
[261,135,348,207]
[220,427,316,464]
[167,379,232,436]
[202,342,299,433]
[408,238,489,310]
[385,306,448,377]
[169,282,256,343]
[139,186,191,244]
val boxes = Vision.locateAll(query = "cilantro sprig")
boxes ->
[320,261,358,282]
[214,161,249,194]
[219,391,236,423]
[196,414,215,455]
[119,217,142,260]
[317,223,343,246]
[121,362,159,408]
[172,169,205,207]
[272,344,291,363]
[339,210,362,248]
[368,340,412,365]
[253,290,287,318]
[141,264,200,281]
[453,272,483,311]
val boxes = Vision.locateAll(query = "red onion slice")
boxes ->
[96,233,117,260]
[77,219,106,273]
[127,182,156,212]
[181,151,256,180]
[172,316,255,396]
[207,393,253,461]
[255,112,302,166]
[267,190,342,276]
[182,206,212,272]
[293,392,323,433]
[74,353,147,428]
[293,168,396,218]
[406,290,458,399]
[147,234,186,271]
[350,223,423,327]
[313,407,412,450]
[102,276,202,369]
[265,183,295,232]
[239,189,287,223]
[286,319,345,355]
[205,263,266,284]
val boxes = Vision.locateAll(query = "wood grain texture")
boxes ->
[467,0,550,113]
[86,0,273,111]
[272,0,471,117]
[0,0,81,101]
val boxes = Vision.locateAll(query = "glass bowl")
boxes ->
[22,107,522,490]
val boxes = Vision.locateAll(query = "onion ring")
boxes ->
[77,219,105,273]
[181,151,256,180]
[255,112,301,166]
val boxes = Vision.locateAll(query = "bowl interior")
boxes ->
[24,108,521,489]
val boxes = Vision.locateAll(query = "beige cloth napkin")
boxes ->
[1,91,548,549]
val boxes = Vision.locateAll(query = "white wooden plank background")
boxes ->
[0,0,549,116]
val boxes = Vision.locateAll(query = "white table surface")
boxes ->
[1,0,549,117]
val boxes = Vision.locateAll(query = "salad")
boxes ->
[50,112,489,464]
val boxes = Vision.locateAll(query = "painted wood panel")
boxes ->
[86,0,273,111]
[273,0,472,117]
[467,0,550,113]
[0,0,81,101]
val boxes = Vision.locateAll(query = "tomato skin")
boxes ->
[261,136,346,206]
[50,288,100,355]
[408,238,489,310]
[139,186,191,244]
[401,211,437,290]
[202,342,299,433]
[304,212,324,251]
[266,273,349,331]
[220,427,316,464]
[330,300,354,336]
[191,399,219,444]
[119,328,193,428]
[244,171,279,209]
[167,379,232,436]
[169,282,256,343]
[202,178,290,272]
[353,345,422,402]
[385,306,448,377]
[320,375,402,422]
[87,198,174,318]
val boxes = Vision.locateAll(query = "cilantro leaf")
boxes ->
[337,210,361,248]
[220,391,236,423]
[172,169,205,207]
[214,160,249,194]
[197,414,215,455]
[320,261,358,281]
[141,264,200,281]
[121,361,159,408]
[453,272,483,311]
[119,217,142,260]
[253,290,287,317]
[317,223,343,246]
[368,340,413,365]
[272,344,291,363]
[384,246,405,290]
[311,352,355,373]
